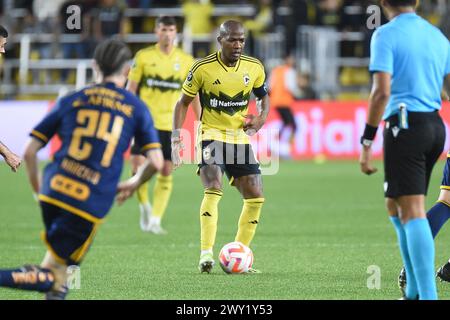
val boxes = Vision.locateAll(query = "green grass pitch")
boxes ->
[1,160,450,300]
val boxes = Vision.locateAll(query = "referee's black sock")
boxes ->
[427,201,450,238]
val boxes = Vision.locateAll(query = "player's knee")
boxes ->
[204,181,222,190]
[385,198,398,216]
[161,162,172,176]
[438,189,450,204]
[239,182,263,199]
[244,188,264,199]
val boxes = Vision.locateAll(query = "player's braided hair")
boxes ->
[0,25,8,38]
[93,39,132,78]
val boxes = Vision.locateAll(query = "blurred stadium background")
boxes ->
[1,0,450,300]
[0,0,449,97]
[1,0,450,161]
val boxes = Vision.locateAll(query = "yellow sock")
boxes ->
[152,174,173,219]
[200,189,223,251]
[235,198,265,247]
[136,181,149,204]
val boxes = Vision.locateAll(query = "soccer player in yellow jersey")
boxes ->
[127,16,200,234]
[172,20,270,273]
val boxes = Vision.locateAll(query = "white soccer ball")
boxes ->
[219,242,253,274]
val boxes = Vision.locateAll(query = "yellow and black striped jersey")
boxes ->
[182,51,266,144]
[128,44,195,131]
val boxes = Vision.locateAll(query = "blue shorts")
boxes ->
[40,202,99,266]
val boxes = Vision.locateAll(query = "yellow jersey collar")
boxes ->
[156,43,176,58]
[217,51,241,72]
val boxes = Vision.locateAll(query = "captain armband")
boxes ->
[253,83,268,99]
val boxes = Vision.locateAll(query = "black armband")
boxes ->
[253,83,268,99]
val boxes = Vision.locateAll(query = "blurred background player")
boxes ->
[359,0,449,300]
[182,0,215,58]
[172,20,269,274]
[127,15,200,234]
[0,39,163,299]
[0,25,21,172]
[269,53,301,159]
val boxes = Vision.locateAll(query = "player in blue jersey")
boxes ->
[0,39,163,300]
[359,0,450,300]
[0,25,22,172]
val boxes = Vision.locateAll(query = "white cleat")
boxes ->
[139,203,152,232]
[147,223,168,235]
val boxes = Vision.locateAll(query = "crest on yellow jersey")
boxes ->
[243,73,250,86]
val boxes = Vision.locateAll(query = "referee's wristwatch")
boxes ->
[360,137,373,148]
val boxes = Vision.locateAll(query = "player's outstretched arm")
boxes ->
[360,72,391,176]
[172,93,195,169]
[126,79,139,95]
[116,148,164,205]
[0,140,22,172]
[23,138,44,195]
[191,94,201,121]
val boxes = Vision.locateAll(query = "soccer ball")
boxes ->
[219,242,253,274]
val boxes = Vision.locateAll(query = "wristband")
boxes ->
[361,124,378,141]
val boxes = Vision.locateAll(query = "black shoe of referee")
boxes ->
[398,267,406,296]
[437,261,450,282]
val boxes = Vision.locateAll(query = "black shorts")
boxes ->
[276,107,297,131]
[383,111,445,198]
[198,140,261,184]
[131,130,171,161]
[40,202,98,266]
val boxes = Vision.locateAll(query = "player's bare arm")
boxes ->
[171,93,195,168]
[191,94,202,121]
[360,72,391,176]
[0,140,22,172]
[23,138,43,195]
[243,94,270,134]
[126,79,139,95]
[116,148,164,205]
[234,174,264,199]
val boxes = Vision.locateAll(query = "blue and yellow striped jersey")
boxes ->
[30,82,160,223]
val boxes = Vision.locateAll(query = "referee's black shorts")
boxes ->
[131,130,172,161]
[383,111,445,198]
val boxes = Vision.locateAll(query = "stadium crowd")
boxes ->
[0,0,448,96]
